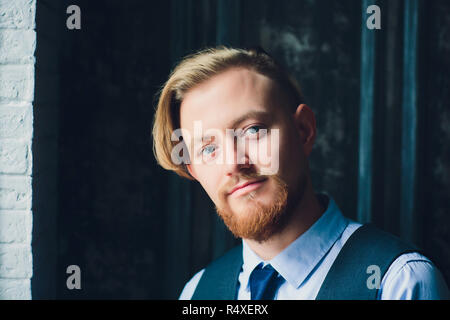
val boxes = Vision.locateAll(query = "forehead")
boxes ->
[179,68,279,131]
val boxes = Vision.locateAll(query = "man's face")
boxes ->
[179,67,309,242]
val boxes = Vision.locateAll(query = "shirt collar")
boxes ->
[241,193,349,290]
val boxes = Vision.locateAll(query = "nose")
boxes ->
[225,155,252,177]
[224,136,254,177]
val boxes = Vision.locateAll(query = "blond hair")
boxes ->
[152,46,304,179]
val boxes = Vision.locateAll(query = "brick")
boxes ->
[0,244,33,278]
[0,104,33,139]
[0,0,35,300]
[0,140,29,174]
[0,29,36,64]
[0,0,36,29]
[0,65,34,102]
[0,278,30,299]
[0,211,32,244]
[0,175,31,210]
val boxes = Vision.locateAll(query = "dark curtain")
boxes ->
[32,0,450,299]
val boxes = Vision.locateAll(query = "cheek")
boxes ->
[194,166,222,201]
[247,128,297,176]
[278,128,303,177]
[247,132,279,173]
[248,138,267,165]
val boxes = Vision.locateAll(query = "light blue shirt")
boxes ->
[179,195,450,300]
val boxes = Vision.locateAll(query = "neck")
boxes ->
[244,178,325,261]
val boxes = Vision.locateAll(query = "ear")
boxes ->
[293,104,316,156]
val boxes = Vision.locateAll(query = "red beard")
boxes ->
[216,173,290,242]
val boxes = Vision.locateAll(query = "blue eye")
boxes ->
[246,126,260,135]
[244,125,266,138]
[201,145,216,155]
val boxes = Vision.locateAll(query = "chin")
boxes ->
[215,174,290,240]
[229,191,269,212]
[233,178,273,201]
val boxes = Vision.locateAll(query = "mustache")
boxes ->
[218,171,274,200]
[214,173,290,242]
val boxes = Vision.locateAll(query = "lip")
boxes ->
[228,178,268,197]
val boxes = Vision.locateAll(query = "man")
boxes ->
[152,46,449,300]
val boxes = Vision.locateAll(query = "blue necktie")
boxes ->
[249,263,285,300]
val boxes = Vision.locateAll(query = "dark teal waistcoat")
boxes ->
[191,224,419,300]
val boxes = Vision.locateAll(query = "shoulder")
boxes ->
[322,222,449,300]
[179,244,243,300]
[347,224,450,299]
[178,268,205,300]
[380,252,450,300]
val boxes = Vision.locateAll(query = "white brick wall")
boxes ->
[0,0,36,300]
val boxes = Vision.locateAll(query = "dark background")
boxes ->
[32,0,450,299]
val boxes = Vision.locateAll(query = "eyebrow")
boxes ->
[193,110,272,144]
[194,134,216,144]
[227,110,272,129]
